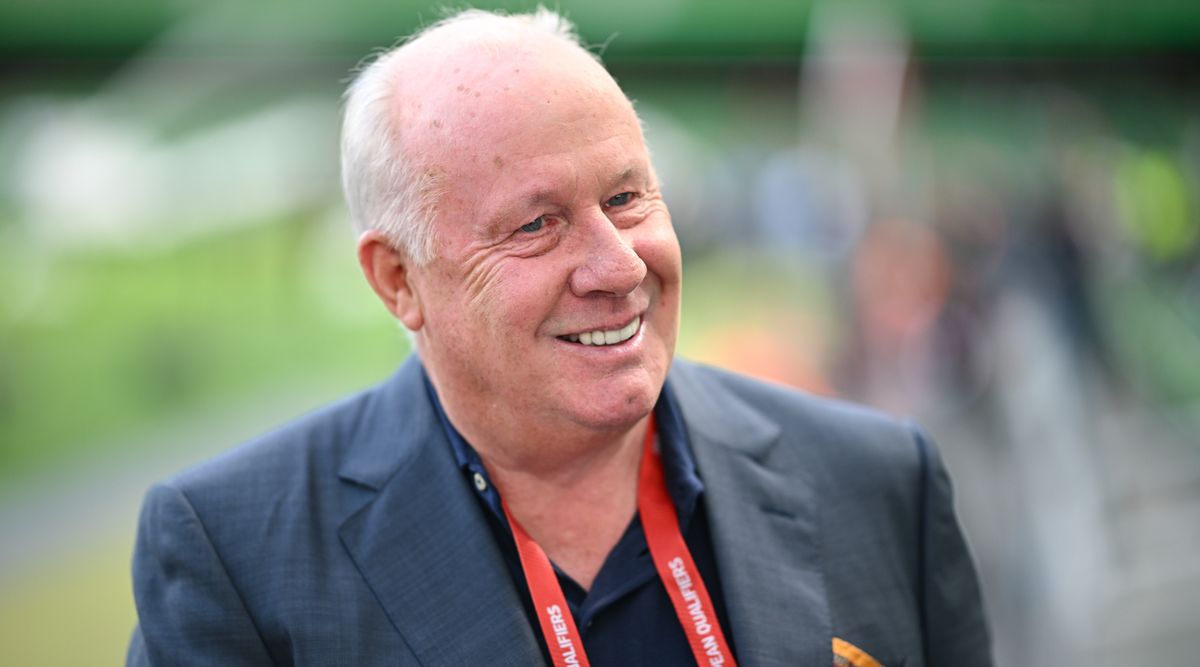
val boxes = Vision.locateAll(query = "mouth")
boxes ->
[557,315,641,347]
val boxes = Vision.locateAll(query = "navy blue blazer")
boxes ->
[128,357,991,666]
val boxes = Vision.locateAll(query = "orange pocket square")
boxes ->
[832,637,883,667]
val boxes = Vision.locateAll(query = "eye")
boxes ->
[605,192,634,208]
[519,216,546,233]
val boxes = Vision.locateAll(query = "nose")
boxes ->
[568,210,647,298]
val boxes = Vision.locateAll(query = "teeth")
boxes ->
[564,315,641,347]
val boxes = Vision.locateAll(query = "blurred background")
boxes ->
[2,0,1198,664]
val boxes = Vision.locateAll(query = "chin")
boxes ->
[565,380,660,432]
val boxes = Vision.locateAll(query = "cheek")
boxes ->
[636,220,683,290]
[636,222,682,351]
[473,261,566,332]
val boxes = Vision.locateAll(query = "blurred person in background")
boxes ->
[126,8,991,666]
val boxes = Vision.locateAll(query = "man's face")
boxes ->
[404,47,682,437]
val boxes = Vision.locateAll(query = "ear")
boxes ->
[357,230,424,331]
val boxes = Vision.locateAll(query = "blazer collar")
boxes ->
[337,356,543,666]
[668,359,832,666]
[335,356,831,665]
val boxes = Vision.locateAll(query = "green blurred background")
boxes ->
[2,1,1199,665]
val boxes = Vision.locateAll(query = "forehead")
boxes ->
[394,34,647,200]
[395,26,629,125]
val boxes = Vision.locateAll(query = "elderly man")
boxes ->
[128,8,991,667]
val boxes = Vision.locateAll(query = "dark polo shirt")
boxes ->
[424,372,736,665]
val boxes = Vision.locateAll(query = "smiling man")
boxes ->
[128,9,992,667]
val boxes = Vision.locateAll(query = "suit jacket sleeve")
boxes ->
[914,427,993,667]
[127,483,276,666]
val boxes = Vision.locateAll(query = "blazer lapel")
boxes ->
[337,357,543,666]
[669,361,832,667]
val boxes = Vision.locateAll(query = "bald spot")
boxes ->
[385,22,640,186]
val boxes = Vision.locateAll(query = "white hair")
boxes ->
[340,8,598,264]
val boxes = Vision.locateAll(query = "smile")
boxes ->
[558,315,641,346]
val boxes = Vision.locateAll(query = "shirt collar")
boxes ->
[422,366,704,526]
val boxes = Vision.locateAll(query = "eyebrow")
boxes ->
[481,162,649,235]
[482,190,557,237]
[609,164,647,190]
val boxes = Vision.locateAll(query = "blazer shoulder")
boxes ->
[670,358,928,479]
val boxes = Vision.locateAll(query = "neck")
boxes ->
[479,416,650,591]
[423,361,655,588]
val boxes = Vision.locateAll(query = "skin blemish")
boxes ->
[493,155,504,169]
[432,119,443,128]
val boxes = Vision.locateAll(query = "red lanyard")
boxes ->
[501,415,737,667]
